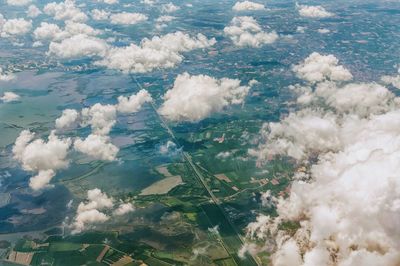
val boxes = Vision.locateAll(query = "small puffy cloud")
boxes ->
[6,0,31,6]
[292,52,352,83]
[33,22,65,41]
[0,18,32,37]
[27,5,42,18]
[34,21,100,42]
[30,169,55,191]
[55,109,79,129]
[97,31,215,73]
[381,73,400,89]
[44,0,88,22]
[317,28,330,34]
[159,72,250,122]
[101,0,118,4]
[162,2,180,13]
[110,12,148,25]
[91,9,110,21]
[13,130,71,190]
[74,134,119,161]
[81,103,116,135]
[0,67,16,81]
[1,92,20,102]
[156,15,175,23]
[232,1,265,11]
[48,34,108,59]
[116,89,152,113]
[72,188,113,233]
[224,16,278,47]
[297,4,334,18]
[113,202,134,215]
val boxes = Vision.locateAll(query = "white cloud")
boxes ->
[1,92,20,102]
[48,34,108,59]
[34,21,100,42]
[0,67,16,81]
[382,72,400,89]
[245,54,400,265]
[232,1,265,11]
[6,0,31,6]
[297,4,334,18]
[317,28,330,34]
[74,134,119,161]
[27,5,42,18]
[13,130,72,190]
[0,18,32,37]
[109,12,148,25]
[156,15,175,23]
[162,2,180,13]
[113,202,134,215]
[97,31,216,73]
[159,72,250,122]
[55,109,79,129]
[292,52,353,83]
[90,9,110,21]
[116,89,152,113]
[101,0,118,4]
[44,0,88,22]
[81,103,116,135]
[249,109,340,161]
[30,169,55,190]
[33,22,65,41]
[224,16,278,47]
[72,188,113,233]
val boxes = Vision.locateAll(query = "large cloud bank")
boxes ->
[159,72,251,122]
[224,16,278,47]
[244,53,400,265]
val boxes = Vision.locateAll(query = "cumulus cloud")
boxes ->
[44,0,88,22]
[382,72,400,89]
[224,16,278,47]
[162,2,180,13]
[27,5,42,18]
[109,12,148,25]
[96,31,215,73]
[48,34,108,59]
[0,17,32,37]
[232,1,265,11]
[74,134,119,161]
[71,189,134,233]
[6,0,31,6]
[13,130,72,190]
[71,188,113,233]
[55,109,79,129]
[90,9,110,21]
[297,4,334,18]
[159,72,250,122]
[1,92,20,102]
[34,21,100,42]
[116,89,152,113]
[81,103,116,135]
[245,53,400,265]
[292,52,353,83]
[113,202,134,215]
[0,67,16,81]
